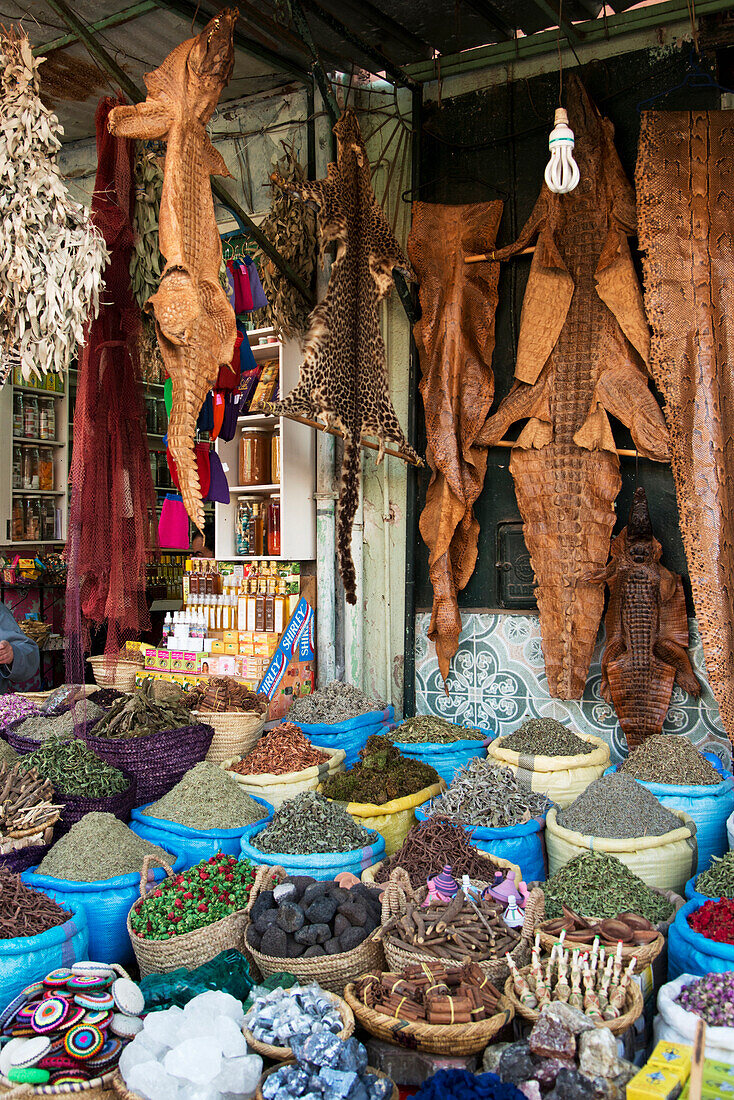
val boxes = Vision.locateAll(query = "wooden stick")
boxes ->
[464,246,536,263]
[689,1018,706,1100]
[490,437,643,460]
[277,411,425,467]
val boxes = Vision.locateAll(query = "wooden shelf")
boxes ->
[12,489,65,497]
[230,483,280,494]
[12,385,65,398]
[12,437,65,446]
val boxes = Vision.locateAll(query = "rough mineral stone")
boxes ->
[276,902,306,932]
[254,909,280,934]
[306,896,339,924]
[499,1042,540,1086]
[295,923,331,946]
[260,925,288,957]
[339,926,368,952]
[274,882,297,905]
[246,926,262,950]
[534,1058,573,1088]
[542,1002,596,1036]
[303,945,326,957]
[528,1013,576,1061]
[520,1083,543,1100]
[578,1028,620,1080]
[552,1067,607,1100]
[338,901,368,927]
[482,1042,514,1074]
[249,890,275,923]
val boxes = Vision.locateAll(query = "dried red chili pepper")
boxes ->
[229,723,329,776]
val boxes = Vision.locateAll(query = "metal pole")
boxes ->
[287,0,340,124]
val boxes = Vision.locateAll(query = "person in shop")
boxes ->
[191,532,214,559]
[0,603,40,692]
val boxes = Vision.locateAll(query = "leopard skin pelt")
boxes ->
[636,110,734,747]
[408,202,502,688]
[270,107,419,603]
[108,11,238,533]
[589,487,700,749]
[478,76,669,699]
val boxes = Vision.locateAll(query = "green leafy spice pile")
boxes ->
[499,718,592,757]
[251,792,372,855]
[695,852,734,898]
[37,812,169,882]
[619,734,721,786]
[543,851,674,923]
[19,736,129,797]
[129,854,255,939]
[0,739,18,767]
[321,735,440,804]
[91,678,191,739]
[391,716,484,744]
[14,700,105,743]
[142,762,268,830]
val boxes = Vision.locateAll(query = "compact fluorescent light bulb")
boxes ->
[544,107,580,195]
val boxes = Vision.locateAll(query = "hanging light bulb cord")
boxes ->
[544,0,580,195]
[557,0,564,107]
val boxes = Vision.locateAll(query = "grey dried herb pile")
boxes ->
[558,772,681,838]
[391,715,484,743]
[428,759,551,828]
[251,791,372,854]
[143,762,268,830]
[37,812,169,882]
[0,740,18,767]
[91,679,191,739]
[543,851,674,922]
[619,734,721,786]
[15,700,105,743]
[499,717,592,757]
[694,851,734,898]
[288,681,385,725]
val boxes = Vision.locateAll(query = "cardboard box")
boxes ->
[258,598,316,721]
[224,643,239,655]
[223,630,239,645]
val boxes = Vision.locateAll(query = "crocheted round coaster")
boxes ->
[32,997,69,1033]
[64,1024,104,1060]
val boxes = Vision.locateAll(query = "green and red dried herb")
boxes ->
[129,854,255,939]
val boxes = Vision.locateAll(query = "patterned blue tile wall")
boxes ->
[415,612,732,769]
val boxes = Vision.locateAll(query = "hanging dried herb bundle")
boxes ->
[322,735,439,805]
[91,679,191,740]
[255,142,317,340]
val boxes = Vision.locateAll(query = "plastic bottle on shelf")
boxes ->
[162,612,172,643]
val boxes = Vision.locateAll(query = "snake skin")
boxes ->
[478,77,669,699]
[108,12,238,533]
[408,202,502,688]
[636,110,734,747]
[590,487,701,749]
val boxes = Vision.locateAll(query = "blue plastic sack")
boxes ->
[683,874,718,903]
[129,796,274,870]
[667,898,734,980]
[293,707,395,768]
[415,802,546,884]
[391,732,493,786]
[23,850,185,966]
[604,764,734,873]
[0,902,89,1011]
[239,821,386,881]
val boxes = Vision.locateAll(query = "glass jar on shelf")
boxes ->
[23,395,39,440]
[13,391,24,437]
[267,496,281,556]
[22,446,39,490]
[12,445,23,489]
[39,446,54,491]
[39,397,56,441]
[12,498,25,542]
[271,428,281,483]
[239,427,271,486]
[25,498,41,542]
[236,499,252,556]
[42,499,56,541]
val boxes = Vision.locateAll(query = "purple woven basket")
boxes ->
[55,772,137,837]
[4,717,102,756]
[0,841,51,874]
[82,723,214,806]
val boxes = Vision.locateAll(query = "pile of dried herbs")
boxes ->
[0,740,18,767]
[391,715,484,744]
[18,736,129,798]
[559,772,682,839]
[427,759,551,828]
[499,718,593,757]
[0,868,70,939]
[91,679,191,739]
[321,735,440,805]
[619,734,721,786]
[143,763,269,830]
[250,792,372,855]
[374,817,500,889]
[14,699,105,743]
[37,812,169,882]
[695,852,734,898]
[542,851,674,923]
[288,681,384,725]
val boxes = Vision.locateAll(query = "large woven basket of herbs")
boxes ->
[376,866,541,985]
[243,865,387,995]
[345,959,514,1056]
[127,853,256,977]
[503,960,644,1036]
[189,677,269,765]
[82,681,213,805]
[4,698,106,755]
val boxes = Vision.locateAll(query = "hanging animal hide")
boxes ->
[636,110,734,747]
[270,107,419,602]
[478,76,669,699]
[589,487,700,749]
[408,202,502,687]
[107,11,238,533]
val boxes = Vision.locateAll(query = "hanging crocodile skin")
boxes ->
[636,110,734,747]
[108,11,238,533]
[590,487,701,749]
[478,76,669,699]
[408,202,502,688]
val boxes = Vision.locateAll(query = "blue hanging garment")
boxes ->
[240,329,258,373]
[196,391,214,433]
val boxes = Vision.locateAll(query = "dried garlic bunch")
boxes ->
[0,28,108,383]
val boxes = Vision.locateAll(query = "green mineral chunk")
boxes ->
[558,772,681,839]
[499,718,593,757]
[543,851,674,922]
[143,762,268,830]
[251,792,372,855]
[37,812,170,882]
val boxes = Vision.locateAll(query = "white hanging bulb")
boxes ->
[544,107,580,195]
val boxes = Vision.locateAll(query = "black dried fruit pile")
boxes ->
[245,876,381,959]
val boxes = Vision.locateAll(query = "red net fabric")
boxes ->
[65,96,157,679]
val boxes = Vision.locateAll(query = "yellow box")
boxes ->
[627,1067,684,1100]
[253,640,275,658]
[223,630,239,645]
[211,640,225,655]
[224,643,239,656]
[240,642,254,657]
[702,1082,734,1100]
[239,632,253,646]
[706,1063,734,1084]
[649,1042,691,1082]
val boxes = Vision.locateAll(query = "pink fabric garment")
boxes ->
[158,495,190,549]
[233,263,254,312]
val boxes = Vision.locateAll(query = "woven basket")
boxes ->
[55,774,137,838]
[88,657,140,692]
[83,723,214,806]
[535,921,664,973]
[255,1062,397,1100]
[221,747,346,810]
[344,982,514,1055]
[4,717,101,757]
[376,868,542,985]
[194,709,267,765]
[127,855,249,977]
[503,964,644,1035]
[244,865,386,995]
[13,689,56,705]
[0,839,51,874]
[361,846,521,886]
[243,989,354,1060]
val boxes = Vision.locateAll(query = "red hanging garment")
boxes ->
[65,96,158,674]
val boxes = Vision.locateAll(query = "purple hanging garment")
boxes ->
[225,262,236,311]
[205,451,230,503]
[244,255,269,310]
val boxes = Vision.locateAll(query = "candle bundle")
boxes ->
[507,934,636,1021]
[354,960,502,1024]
